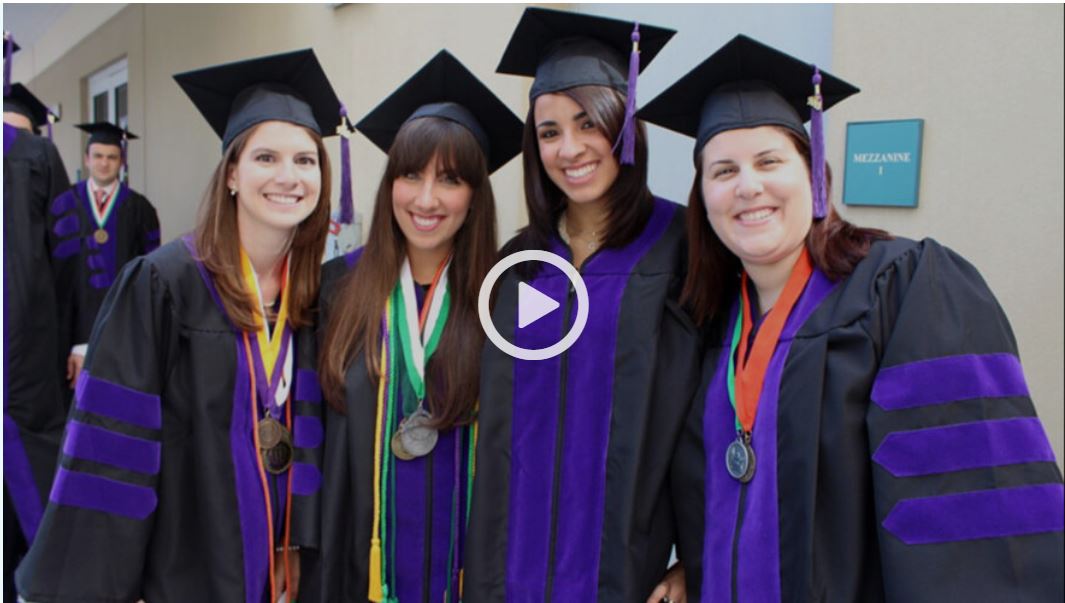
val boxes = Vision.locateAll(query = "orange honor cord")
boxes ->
[244,333,276,602]
[734,248,814,433]
[417,254,452,331]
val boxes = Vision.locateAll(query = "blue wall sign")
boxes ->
[843,119,924,207]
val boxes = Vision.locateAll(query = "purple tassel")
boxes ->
[338,102,355,225]
[616,23,640,166]
[808,67,827,219]
[4,32,14,97]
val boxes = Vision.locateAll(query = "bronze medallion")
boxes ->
[94,229,109,244]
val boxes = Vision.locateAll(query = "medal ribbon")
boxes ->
[239,248,293,417]
[393,256,451,404]
[731,248,813,435]
[88,181,120,230]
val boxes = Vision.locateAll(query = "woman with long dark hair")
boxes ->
[464,8,700,602]
[16,49,344,602]
[314,51,522,603]
[640,35,1064,601]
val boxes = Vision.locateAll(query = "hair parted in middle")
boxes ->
[319,116,498,431]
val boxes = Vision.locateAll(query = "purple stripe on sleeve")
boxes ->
[87,253,107,270]
[52,213,80,237]
[51,238,81,259]
[872,353,1029,411]
[293,415,323,449]
[291,462,322,496]
[63,420,161,475]
[873,417,1056,477]
[883,484,1064,545]
[49,190,76,216]
[74,371,161,430]
[3,416,44,541]
[295,368,322,403]
[49,467,157,519]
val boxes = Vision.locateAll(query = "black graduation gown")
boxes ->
[15,237,324,603]
[314,250,475,603]
[672,237,1064,602]
[464,197,702,603]
[48,180,161,357]
[3,123,70,599]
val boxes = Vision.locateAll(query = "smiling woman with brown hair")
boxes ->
[16,49,344,603]
[314,50,522,603]
[640,34,1064,602]
[464,8,701,603]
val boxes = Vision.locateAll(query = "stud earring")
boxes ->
[229,188,237,197]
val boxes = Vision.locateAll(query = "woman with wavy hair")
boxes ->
[314,50,522,603]
[465,8,700,603]
[640,34,1063,602]
[17,49,345,602]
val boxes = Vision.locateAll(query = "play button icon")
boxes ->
[517,282,560,328]
[478,250,590,361]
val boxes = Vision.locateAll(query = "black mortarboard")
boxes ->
[638,34,859,157]
[76,121,138,147]
[496,7,675,100]
[356,50,523,174]
[4,83,50,129]
[639,34,859,218]
[173,48,343,151]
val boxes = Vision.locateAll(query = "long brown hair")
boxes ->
[319,117,496,430]
[516,85,654,254]
[194,122,331,332]
[682,127,891,326]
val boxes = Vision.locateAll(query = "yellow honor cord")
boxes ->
[238,248,291,378]
[368,298,390,602]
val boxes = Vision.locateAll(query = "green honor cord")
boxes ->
[727,296,744,433]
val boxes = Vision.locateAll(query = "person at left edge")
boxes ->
[3,33,71,603]
[15,48,345,603]
[47,122,161,392]
[310,49,523,603]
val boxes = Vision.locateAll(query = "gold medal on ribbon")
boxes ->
[94,229,109,244]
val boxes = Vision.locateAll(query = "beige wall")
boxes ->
[831,4,1065,465]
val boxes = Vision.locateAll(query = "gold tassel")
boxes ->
[368,538,384,602]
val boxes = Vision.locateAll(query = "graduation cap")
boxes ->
[356,49,523,174]
[496,7,676,164]
[4,83,50,130]
[638,34,860,218]
[76,121,137,147]
[173,49,358,222]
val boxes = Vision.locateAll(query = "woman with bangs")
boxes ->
[313,51,522,603]
[640,36,1063,601]
[464,8,699,603]
[16,50,344,602]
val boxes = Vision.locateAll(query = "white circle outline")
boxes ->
[477,250,589,361]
